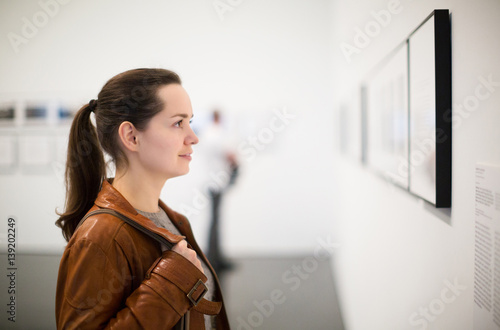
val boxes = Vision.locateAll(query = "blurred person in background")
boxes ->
[55,68,229,329]
[199,110,238,274]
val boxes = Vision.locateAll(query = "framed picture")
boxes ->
[25,103,49,124]
[337,89,362,161]
[19,130,54,174]
[364,42,409,188]
[0,132,18,174]
[408,9,451,207]
[0,103,15,126]
[360,85,368,165]
[57,103,78,124]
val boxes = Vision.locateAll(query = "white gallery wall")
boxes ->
[329,0,500,329]
[0,0,335,255]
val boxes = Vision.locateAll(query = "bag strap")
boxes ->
[76,208,174,249]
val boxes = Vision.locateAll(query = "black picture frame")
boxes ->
[408,9,451,208]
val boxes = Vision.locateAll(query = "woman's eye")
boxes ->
[174,118,192,128]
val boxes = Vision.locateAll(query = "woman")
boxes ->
[55,68,230,329]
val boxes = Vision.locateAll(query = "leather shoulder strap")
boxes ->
[76,208,174,249]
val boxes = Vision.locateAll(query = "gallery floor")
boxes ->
[221,256,345,330]
[0,254,345,330]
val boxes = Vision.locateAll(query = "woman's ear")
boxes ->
[117,121,139,152]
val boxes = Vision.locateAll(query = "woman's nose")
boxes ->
[186,126,199,145]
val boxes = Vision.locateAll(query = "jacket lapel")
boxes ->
[94,180,185,245]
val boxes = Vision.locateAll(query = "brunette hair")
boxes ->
[56,68,182,241]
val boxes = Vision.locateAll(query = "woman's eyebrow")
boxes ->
[170,113,194,118]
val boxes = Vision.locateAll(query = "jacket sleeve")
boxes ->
[56,239,207,329]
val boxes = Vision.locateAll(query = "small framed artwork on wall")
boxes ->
[364,42,409,189]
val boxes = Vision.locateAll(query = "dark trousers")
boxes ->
[207,190,226,272]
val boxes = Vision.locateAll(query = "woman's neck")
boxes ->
[112,168,166,213]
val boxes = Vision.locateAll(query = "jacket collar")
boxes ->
[94,180,185,245]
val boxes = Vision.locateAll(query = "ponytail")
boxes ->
[55,103,105,242]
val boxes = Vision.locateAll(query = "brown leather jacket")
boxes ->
[56,181,230,329]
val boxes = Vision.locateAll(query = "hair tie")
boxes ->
[88,99,97,112]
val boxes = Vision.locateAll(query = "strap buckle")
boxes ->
[187,279,208,306]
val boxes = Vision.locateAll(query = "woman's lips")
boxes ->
[179,153,192,161]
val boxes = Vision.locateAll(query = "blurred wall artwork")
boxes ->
[0,100,77,175]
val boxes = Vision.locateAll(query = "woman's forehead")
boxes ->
[156,84,193,117]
